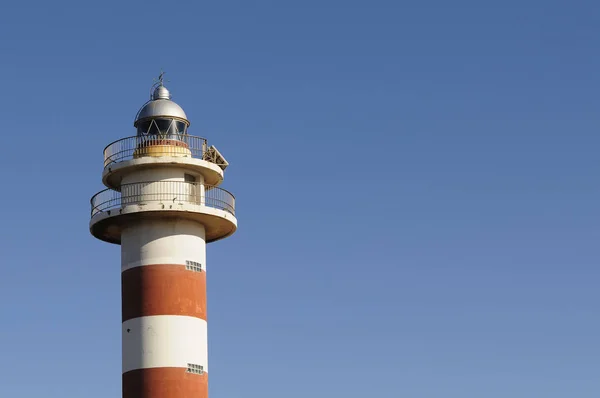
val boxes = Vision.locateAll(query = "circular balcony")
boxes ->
[90,181,237,244]
[102,135,227,188]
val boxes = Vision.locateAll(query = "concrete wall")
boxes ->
[121,166,205,185]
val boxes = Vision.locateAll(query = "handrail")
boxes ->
[90,181,235,217]
[103,135,209,168]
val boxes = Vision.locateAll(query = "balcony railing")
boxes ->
[103,135,209,168]
[90,181,235,217]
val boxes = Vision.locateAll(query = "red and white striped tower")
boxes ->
[89,74,237,398]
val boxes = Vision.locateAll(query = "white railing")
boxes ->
[90,181,235,217]
[103,135,209,167]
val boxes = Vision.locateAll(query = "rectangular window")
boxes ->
[186,260,203,272]
[186,363,204,375]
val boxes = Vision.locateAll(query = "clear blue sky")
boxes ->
[0,0,599,396]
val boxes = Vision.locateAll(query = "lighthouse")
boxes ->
[89,73,237,398]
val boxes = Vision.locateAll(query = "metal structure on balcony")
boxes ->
[89,73,237,398]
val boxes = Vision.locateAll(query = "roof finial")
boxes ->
[150,70,171,100]
[154,69,168,87]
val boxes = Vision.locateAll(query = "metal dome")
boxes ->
[134,84,189,126]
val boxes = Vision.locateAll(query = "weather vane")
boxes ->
[154,69,168,86]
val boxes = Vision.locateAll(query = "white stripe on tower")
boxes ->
[122,315,208,372]
[121,218,206,272]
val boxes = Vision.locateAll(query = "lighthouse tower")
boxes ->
[89,74,237,398]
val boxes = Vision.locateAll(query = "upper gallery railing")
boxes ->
[103,135,209,168]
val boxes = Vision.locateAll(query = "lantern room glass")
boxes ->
[136,118,188,141]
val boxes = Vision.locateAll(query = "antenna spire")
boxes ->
[154,69,169,86]
[150,70,171,100]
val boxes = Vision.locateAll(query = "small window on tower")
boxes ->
[186,260,203,272]
[186,363,204,375]
[184,174,196,182]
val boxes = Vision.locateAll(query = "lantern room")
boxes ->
[132,76,192,158]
